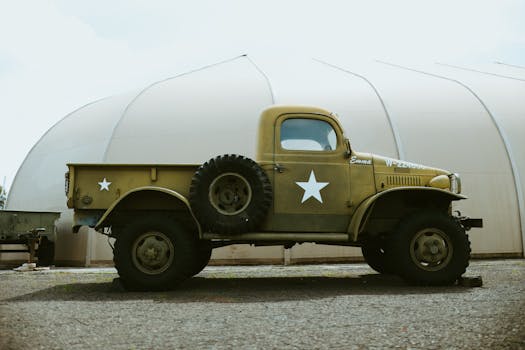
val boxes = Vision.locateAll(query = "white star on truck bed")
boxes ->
[296,170,329,204]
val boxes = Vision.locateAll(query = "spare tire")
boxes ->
[189,154,272,234]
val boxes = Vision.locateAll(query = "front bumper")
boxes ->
[458,217,483,231]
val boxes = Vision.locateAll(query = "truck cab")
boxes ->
[257,106,353,233]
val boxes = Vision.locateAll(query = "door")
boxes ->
[272,114,351,232]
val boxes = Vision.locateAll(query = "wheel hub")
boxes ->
[219,189,236,205]
[209,172,252,215]
[132,231,174,275]
[410,228,452,271]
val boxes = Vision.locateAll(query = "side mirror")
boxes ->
[344,138,352,158]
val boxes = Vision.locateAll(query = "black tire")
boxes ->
[189,154,272,234]
[361,235,394,274]
[187,241,213,277]
[113,215,197,291]
[36,237,55,266]
[391,211,471,285]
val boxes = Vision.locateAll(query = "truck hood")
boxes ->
[372,155,449,175]
[370,154,458,192]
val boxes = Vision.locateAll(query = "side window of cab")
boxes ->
[280,118,337,151]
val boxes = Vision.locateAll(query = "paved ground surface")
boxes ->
[0,259,524,350]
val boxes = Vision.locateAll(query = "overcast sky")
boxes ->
[0,0,524,192]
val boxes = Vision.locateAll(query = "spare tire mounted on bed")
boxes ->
[189,154,272,234]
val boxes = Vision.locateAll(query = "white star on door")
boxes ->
[296,170,329,204]
[98,178,112,191]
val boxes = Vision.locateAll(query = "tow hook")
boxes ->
[454,211,483,231]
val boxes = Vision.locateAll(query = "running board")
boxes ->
[202,232,350,242]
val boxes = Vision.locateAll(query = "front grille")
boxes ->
[386,175,421,186]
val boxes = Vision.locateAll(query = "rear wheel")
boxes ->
[391,211,470,285]
[113,215,197,291]
[187,241,213,277]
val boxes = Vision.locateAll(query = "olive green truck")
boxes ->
[66,105,482,290]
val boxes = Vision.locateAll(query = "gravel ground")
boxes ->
[0,259,524,350]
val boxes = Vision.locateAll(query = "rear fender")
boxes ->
[95,186,202,237]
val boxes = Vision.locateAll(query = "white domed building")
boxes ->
[4,55,524,265]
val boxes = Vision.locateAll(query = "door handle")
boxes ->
[274,163,287,173]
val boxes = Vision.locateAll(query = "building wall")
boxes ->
[4,56,524,266]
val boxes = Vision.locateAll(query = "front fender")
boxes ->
[347,187,467,241]
[95,186,202,236]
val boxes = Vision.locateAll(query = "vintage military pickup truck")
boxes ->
[66,105,482,290]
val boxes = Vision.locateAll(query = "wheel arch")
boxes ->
[348,187,466,241]
[95,186,202,237]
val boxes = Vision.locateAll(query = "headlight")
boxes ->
[449,173,461,194]
[429,175,450,189]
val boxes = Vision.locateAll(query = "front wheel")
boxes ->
[361,235,394,274]
[113,215,197,291]
[391,211,471,285]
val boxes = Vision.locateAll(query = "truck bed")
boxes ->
[67,164,199,210]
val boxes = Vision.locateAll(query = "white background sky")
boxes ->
[0,0,524,192]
